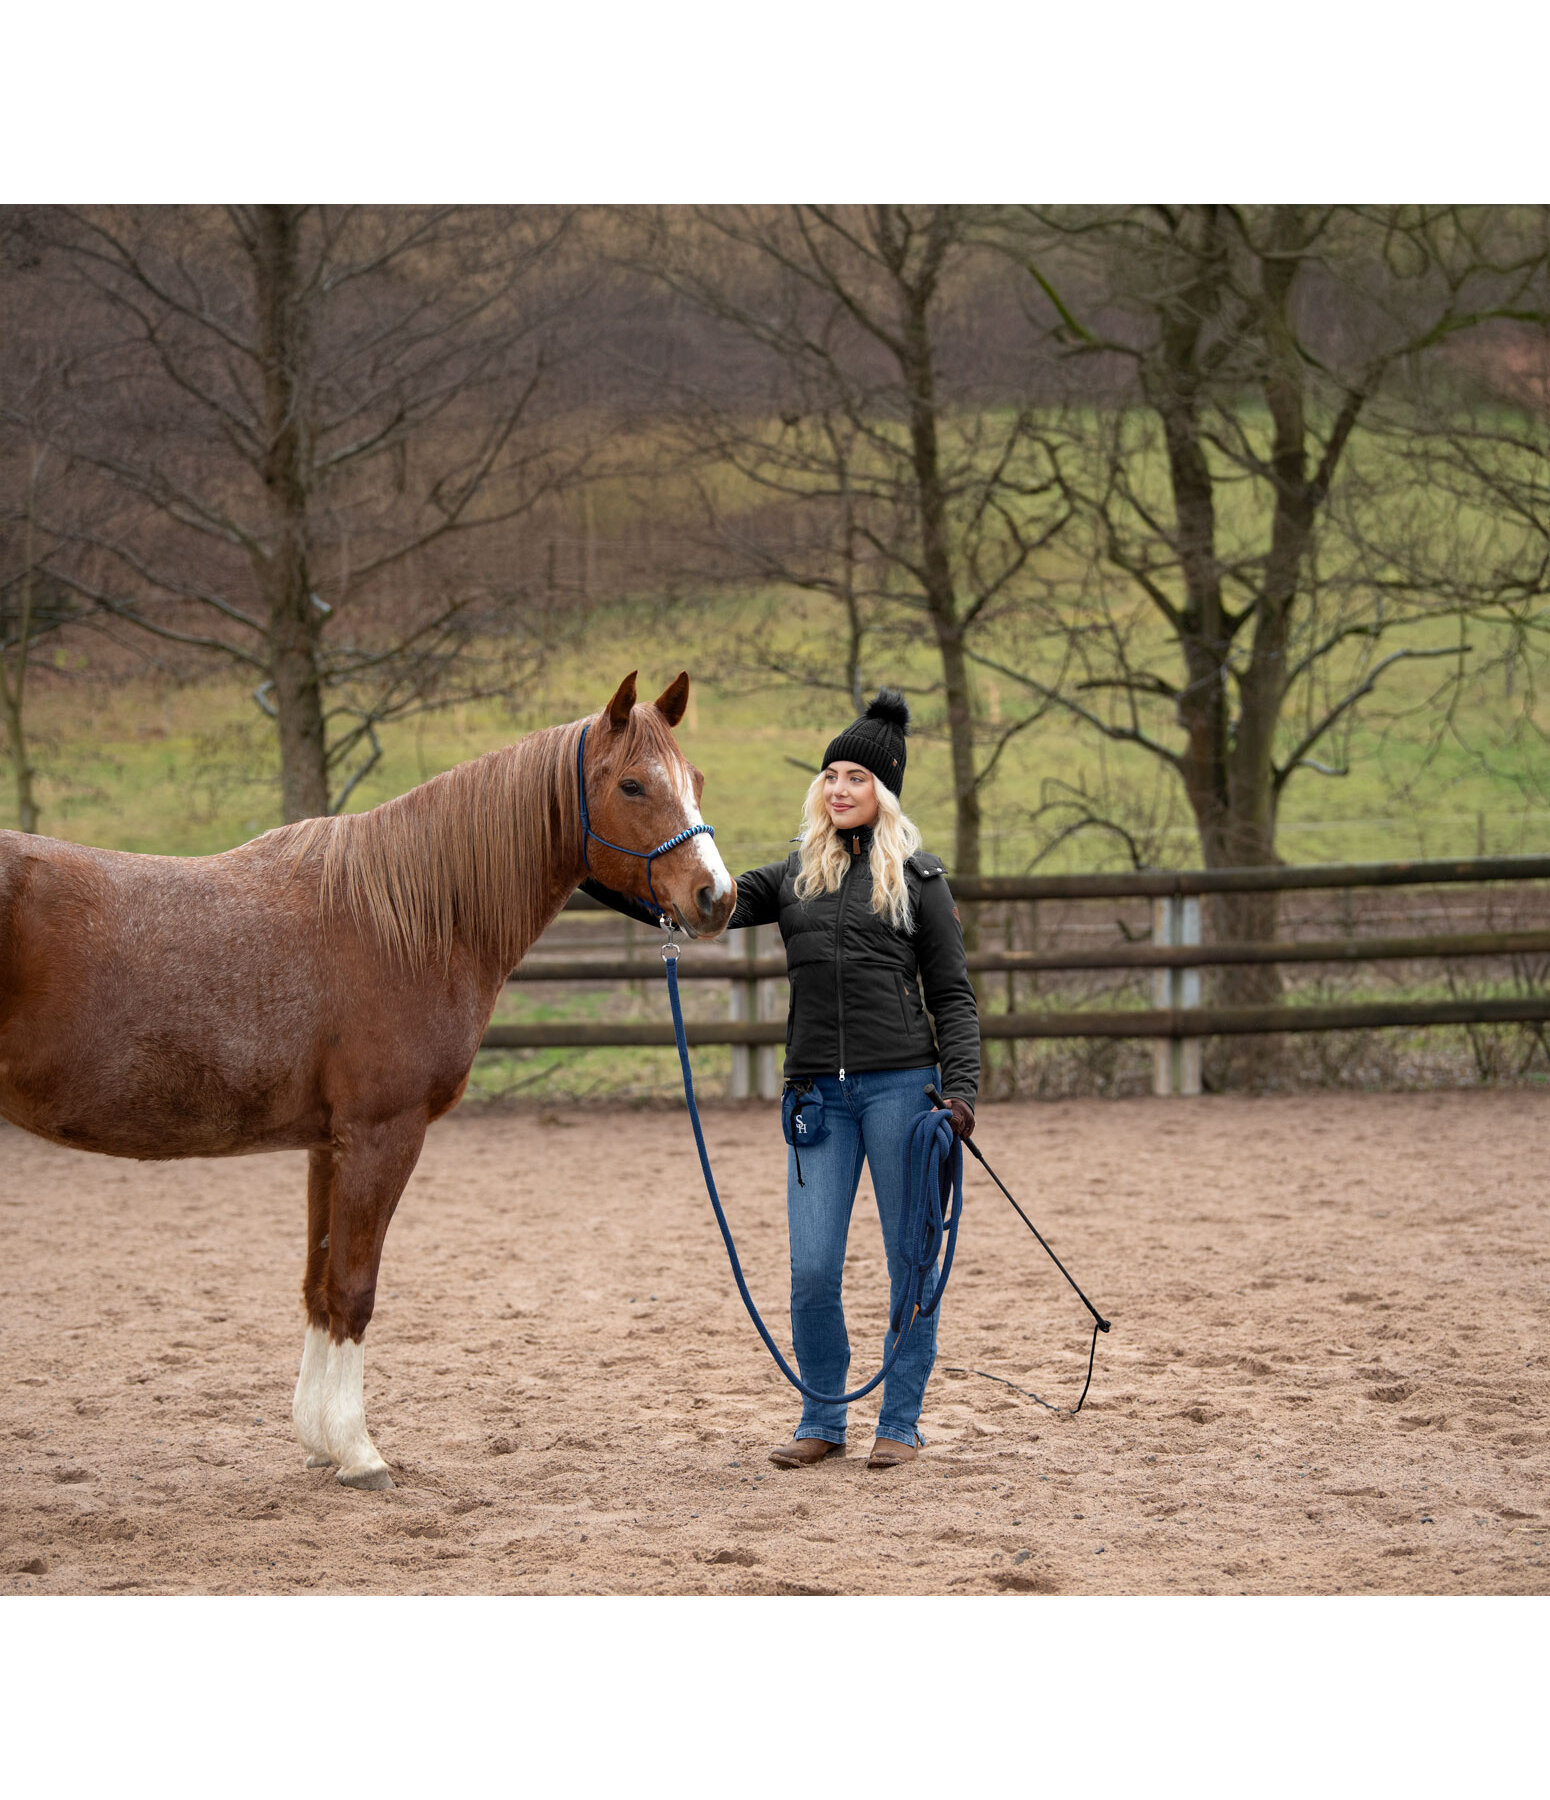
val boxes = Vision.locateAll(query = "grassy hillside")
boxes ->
[12,589,1548,871]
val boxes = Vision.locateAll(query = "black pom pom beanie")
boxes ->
[821,689,910,796]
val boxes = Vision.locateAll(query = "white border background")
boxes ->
[2,2,1543,1788]
[7,1,1545,201]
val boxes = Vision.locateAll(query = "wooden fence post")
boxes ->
[622,916,640,997]
[1152,895,1202,1096]
[755,923,780,1101]
[729,926,780,1099]
[730,926,755,1099]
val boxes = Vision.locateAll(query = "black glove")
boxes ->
[944,1097,974,1141]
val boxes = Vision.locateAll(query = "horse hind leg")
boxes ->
[318,1116,426,1491]
[292,1148,336,1468]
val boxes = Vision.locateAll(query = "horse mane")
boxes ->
[283,716,592,970]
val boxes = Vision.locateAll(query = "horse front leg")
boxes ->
[317,1115,426,1491]
[292,1147,337,1468]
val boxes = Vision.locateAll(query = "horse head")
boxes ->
[582,671,736,938]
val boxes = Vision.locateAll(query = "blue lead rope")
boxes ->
[663,942,963,1406]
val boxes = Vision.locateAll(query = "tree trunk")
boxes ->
[1175,608,1286,1085]
[1202,207,1325,1082]
[900,270,981,892]
[0,678,39,834]
[253,205,329,822]
[1201,813,1282,998]
[1151,209,1291,1084]
[3,454,42,833]
[935,622,981,882]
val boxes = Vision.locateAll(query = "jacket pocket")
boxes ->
[894,973,917,1035]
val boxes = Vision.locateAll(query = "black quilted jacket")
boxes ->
[582,827,980,1105]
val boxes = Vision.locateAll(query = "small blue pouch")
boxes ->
[781,1080,829,1186]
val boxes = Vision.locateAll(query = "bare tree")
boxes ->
[1369,319,1550,806]
[0,441,56,832]
[627,205,1071,882]
[45,205,589,820]
[977,205,1550,1011]
[0,246,85,834]
[0,433,94,835]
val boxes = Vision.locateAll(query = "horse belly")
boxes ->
[2,1055,323,1161]
[1,985,329,1158]
[0,848,329,1158]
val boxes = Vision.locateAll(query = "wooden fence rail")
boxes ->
[483,995,1550,1053]
[484,853,1550,1095]
[561,853,1550,910]
[511,930,1550,984]
[944,854,1550,902]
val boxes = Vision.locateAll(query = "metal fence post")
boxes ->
[1152,895,1202,1096]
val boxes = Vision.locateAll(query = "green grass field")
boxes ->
[12,589,1548,872]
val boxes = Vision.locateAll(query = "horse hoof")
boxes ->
[305,1453,334,1469]
[337,1465,394,1491]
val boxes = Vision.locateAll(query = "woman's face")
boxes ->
[823,760,880,830]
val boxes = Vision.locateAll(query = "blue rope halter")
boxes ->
[576,721,717,922]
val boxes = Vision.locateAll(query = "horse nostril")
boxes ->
[695,884,716,919]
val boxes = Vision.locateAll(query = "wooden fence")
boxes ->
[480,854,1550,1097]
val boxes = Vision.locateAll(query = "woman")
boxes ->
[587,690,980,1471]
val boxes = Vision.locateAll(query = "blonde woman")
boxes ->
[587,690,980,1470]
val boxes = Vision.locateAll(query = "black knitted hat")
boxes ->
[821,689,910,796]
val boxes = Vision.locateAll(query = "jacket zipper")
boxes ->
[834,833,861,1080]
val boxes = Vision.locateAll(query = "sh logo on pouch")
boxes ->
[781,1080,829,1186]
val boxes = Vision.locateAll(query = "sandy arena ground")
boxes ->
[2,1090,1547,1595]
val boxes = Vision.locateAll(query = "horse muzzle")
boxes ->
[666,879,735,940]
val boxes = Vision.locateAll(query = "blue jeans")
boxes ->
[785,1065,941,1448]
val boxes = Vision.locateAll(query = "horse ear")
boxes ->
[604,671,638,731]
[653,671,690,728]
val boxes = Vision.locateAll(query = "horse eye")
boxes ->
[619,779,645,798]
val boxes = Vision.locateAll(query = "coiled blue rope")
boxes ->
[664,945,963,1405]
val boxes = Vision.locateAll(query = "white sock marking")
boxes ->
[291,1324,332,1463]
[321,1337,389,1482]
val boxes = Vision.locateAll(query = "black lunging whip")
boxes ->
[926,1085,1112,1414]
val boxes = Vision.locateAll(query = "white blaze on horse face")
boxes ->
[321,1336,393,1489]
[292,1324,332,1466]
[662,758,732,902]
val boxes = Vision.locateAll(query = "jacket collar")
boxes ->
[842,822,875,858]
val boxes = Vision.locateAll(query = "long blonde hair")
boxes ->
[794,772,922,931]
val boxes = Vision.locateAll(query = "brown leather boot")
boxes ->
[866,1436,920,1470]
[769,1438,846,1469]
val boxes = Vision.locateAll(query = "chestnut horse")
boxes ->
[0,671,733,1489]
